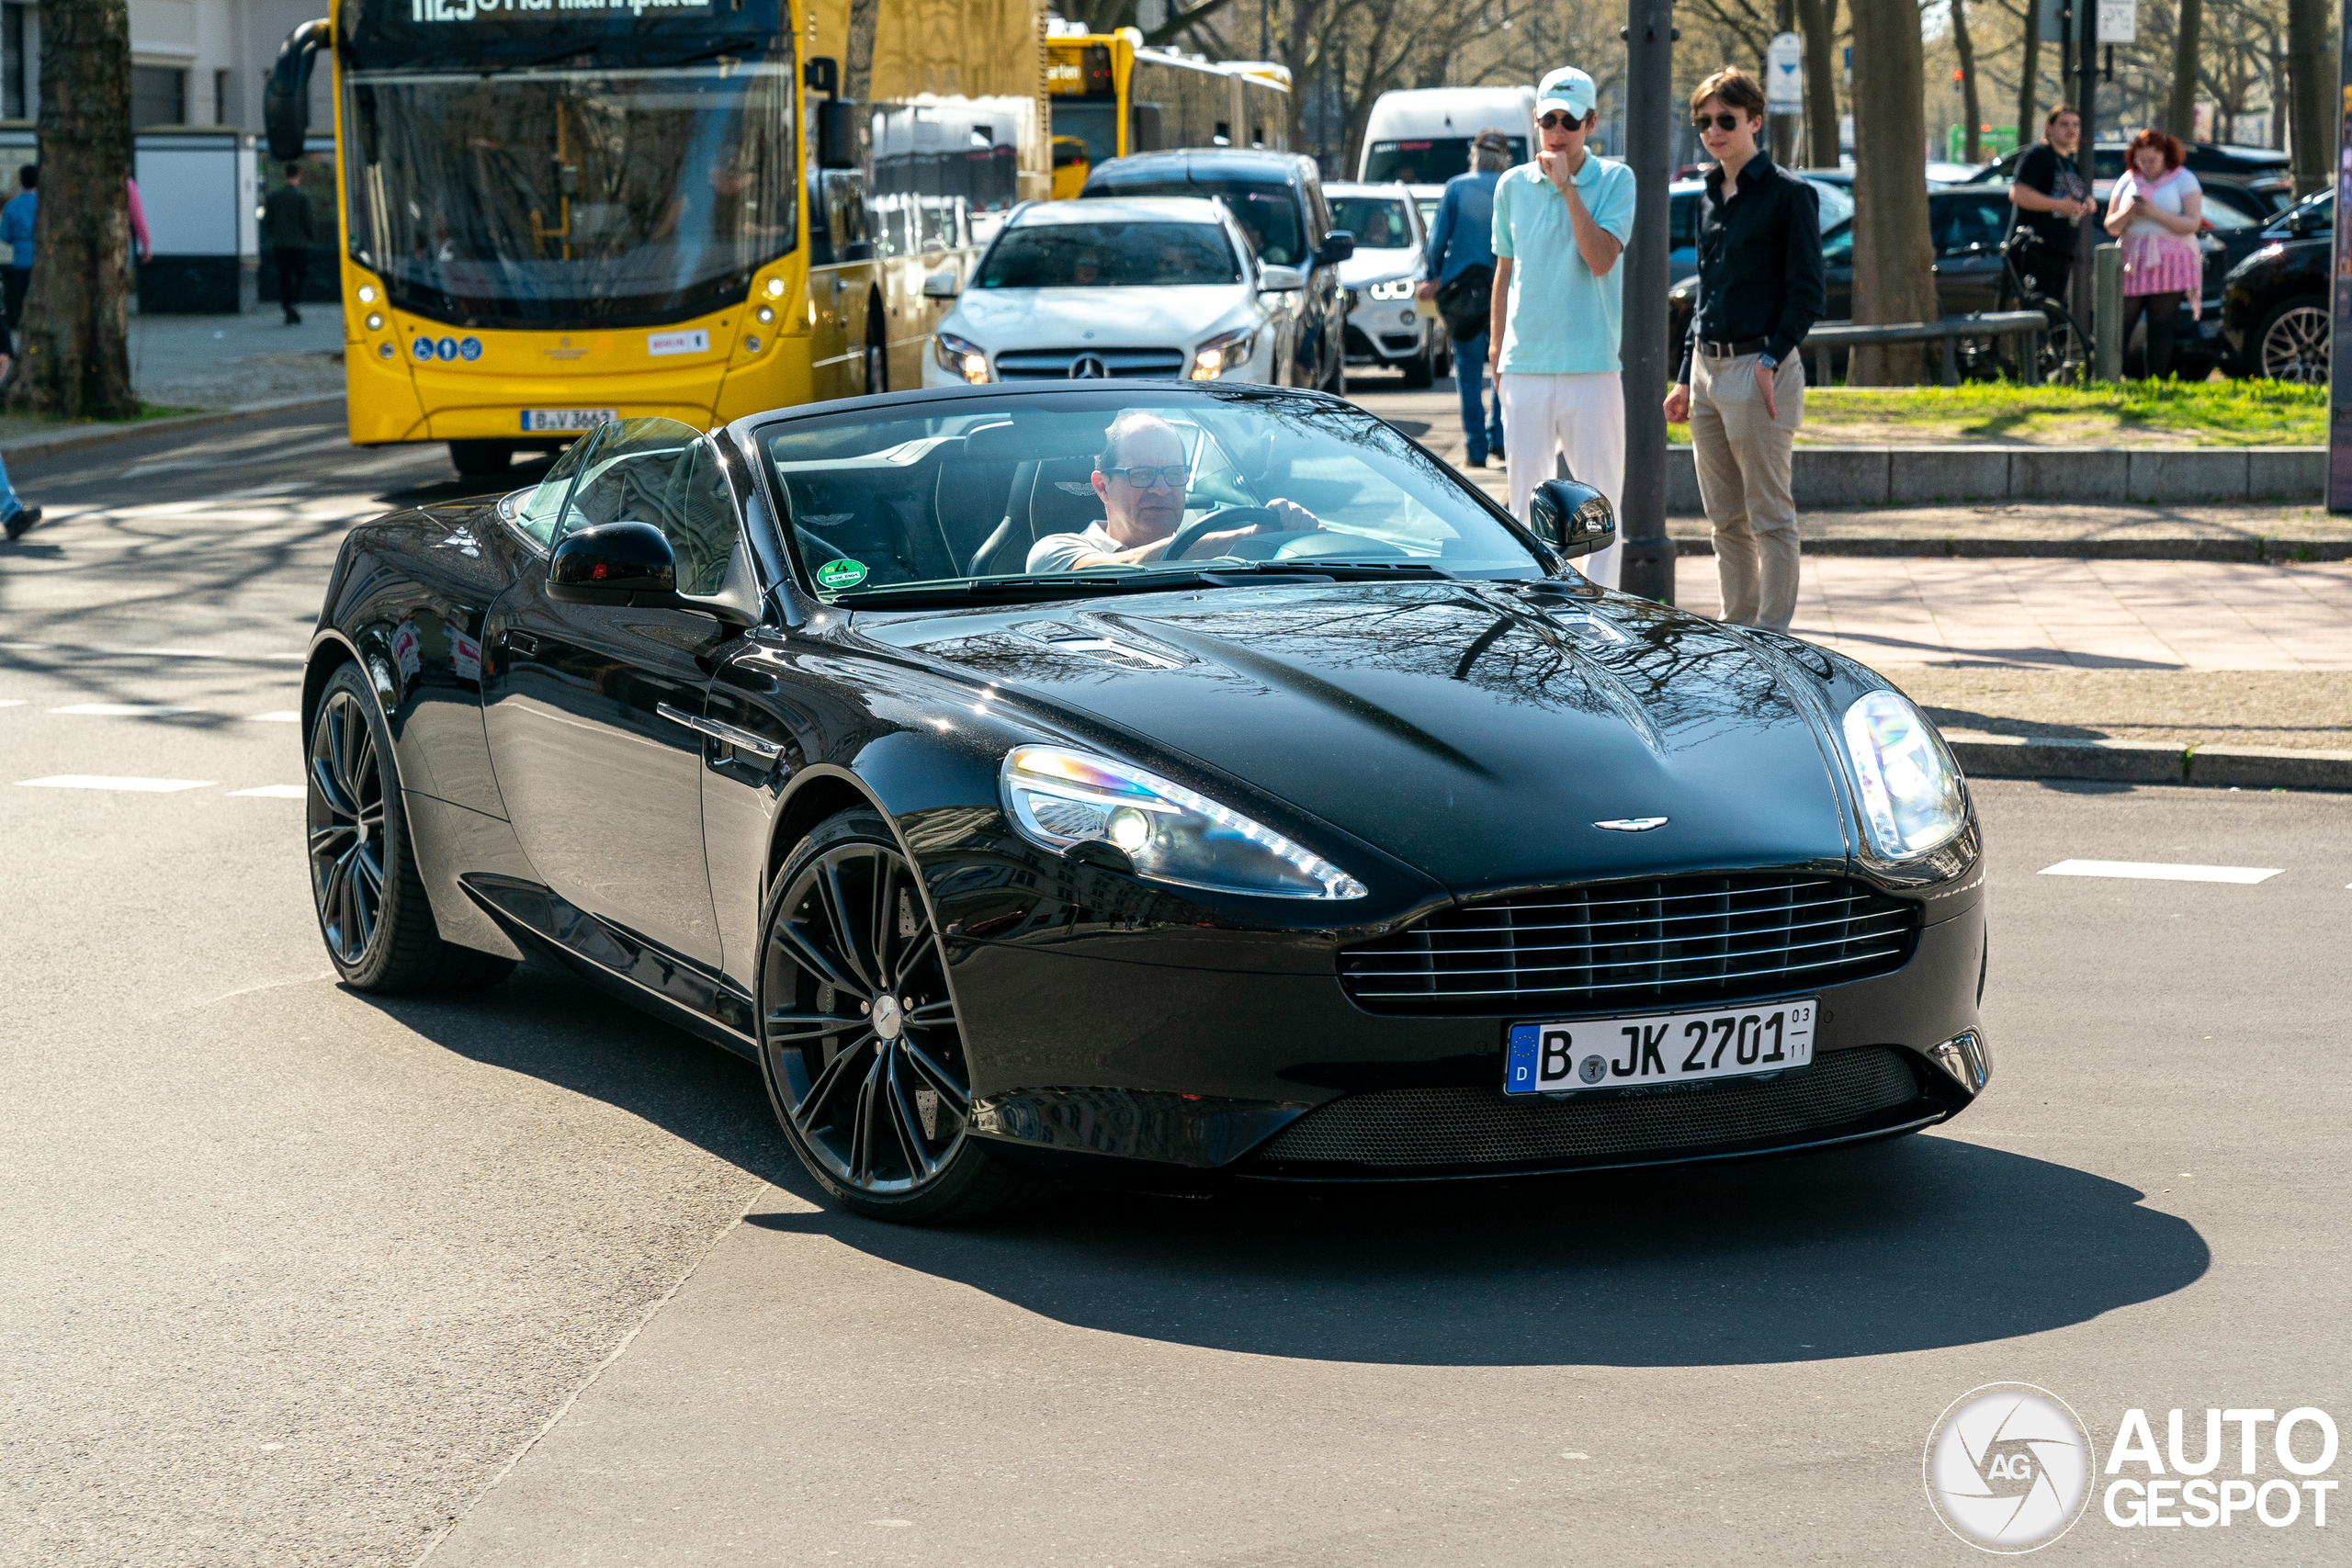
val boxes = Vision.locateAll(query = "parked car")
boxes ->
[302,384,1990,1222]
[1080,149,1354,393]
[922,197,1307,389]
[1958,141,2293,223]
[2220,190,2332,382]
[1327,180,1446,387]
[1669,175,1853,281]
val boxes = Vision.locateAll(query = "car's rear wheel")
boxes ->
[2255,298,2329,384]
[756,809,1036,1224]
[307,663,514,992]
[447,440,514,479]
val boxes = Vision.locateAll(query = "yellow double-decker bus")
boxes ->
[265,0,1048,478]
[1044,28,1289,199]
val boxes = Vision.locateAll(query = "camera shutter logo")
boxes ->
[1924,1383,2092,1552]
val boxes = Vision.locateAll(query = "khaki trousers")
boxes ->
[1690,351,1804,630]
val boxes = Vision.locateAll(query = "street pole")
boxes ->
[1768,0,1799,162]
[1618,0,1677,603]
[2074,0,2098,368]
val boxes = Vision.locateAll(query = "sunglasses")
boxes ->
[1102,464,1193,490]
[1693,112,1747,132]
[1537,111,1581,130]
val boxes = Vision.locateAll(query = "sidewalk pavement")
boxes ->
[0,306,345,452]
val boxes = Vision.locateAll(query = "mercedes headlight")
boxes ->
[1001,744,1366,900]
[1365,277,1416,300]
[1191,326,1256,380]
[933,331,989,383]
[1841,690,1967,859]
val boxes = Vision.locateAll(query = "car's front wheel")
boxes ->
[756,809,1036,1224]
[307,663,514,992]
[2254,298,2329,384]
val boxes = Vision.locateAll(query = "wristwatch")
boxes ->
[1756,352,1778,371]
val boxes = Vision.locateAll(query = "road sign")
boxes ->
[2097,0,2135,42]
[1767,32,1803,114]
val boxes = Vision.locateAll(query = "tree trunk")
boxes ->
[1847,0,1936,382]
[6,0,137,421]
[1796,0,1840,165]
[2015,3,2039,152]
[1951,0,1981,162]
[2167,0,2200,141]
[2284,0,2329,196]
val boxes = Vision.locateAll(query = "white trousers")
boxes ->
[1499,370,1624,589]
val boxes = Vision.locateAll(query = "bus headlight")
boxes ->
[933,331,989,383]
[365,312,384,332]
[1192,326,1255,379]
[1365,277,1415,300]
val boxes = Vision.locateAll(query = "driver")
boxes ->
[1026,410,1317,572]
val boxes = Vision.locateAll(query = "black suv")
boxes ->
[1079,150,1356,394]
[2219,190,2332,382]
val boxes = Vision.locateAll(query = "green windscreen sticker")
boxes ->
[816,558,867,590]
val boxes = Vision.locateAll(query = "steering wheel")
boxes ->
[1160,506,1286,561]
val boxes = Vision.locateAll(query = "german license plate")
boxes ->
[520,408,616,433]
[1504,999,1815,1094]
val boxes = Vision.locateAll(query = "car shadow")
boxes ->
[366,962,2210,1371]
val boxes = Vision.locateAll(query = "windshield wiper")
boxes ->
[831,560,1457,609]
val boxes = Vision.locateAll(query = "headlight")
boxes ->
[1191,326,1256,379]
[1001,744,1366,900]
[1841,690,1967,859]
[1365,277,1415,300]
[933,331,989,383]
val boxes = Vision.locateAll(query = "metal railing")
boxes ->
[1804,310,2052,388]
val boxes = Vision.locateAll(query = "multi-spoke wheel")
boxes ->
[305,662,514,993]
[757,809,1034,1224]
[2256,299,2329,385]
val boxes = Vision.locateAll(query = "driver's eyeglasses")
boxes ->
[1102,464,1193,489]
[1693,113,1744,132]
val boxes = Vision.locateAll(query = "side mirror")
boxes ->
[921,266,958,299]
[548,522,680,606]
[1527,479,1617,561]
[1258,264,1306,292]
[816,98,859,171]
[1317,230,1355,265]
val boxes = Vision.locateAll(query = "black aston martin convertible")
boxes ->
[303,381,1990,1223]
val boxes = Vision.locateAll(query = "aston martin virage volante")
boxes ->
[303,381,1990,1223]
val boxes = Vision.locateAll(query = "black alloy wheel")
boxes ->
[2255,299,2329,384]
[305,663,514,993]
[756,809,1034,1224]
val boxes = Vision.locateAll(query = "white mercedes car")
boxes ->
[923,197,1309,389]
[1327,181,1445,388]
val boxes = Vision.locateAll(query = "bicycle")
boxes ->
[1997,226,2092,384]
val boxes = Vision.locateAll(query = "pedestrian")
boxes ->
[0,315,44,542]
[1487,65,1635,588]
[263,163,317,326]
[1416,128,1511,468]
[2007,105,2093,338]
[1661,67,1826,633]
[2,164,34,330]
[2104,128,2202,378]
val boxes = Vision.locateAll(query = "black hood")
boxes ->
[858,581,1854,895]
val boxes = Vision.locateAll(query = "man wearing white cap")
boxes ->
[1487,65,1635,589]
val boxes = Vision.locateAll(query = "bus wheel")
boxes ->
[448,441,514,479]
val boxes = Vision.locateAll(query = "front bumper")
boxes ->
[1343,301,1431,366]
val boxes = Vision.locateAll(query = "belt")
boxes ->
[1700,336,1771,358]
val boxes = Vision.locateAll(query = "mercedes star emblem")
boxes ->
[1070,353,1109,379]
[1592,817,1670,832]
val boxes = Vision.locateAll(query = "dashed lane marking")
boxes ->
[47,703,204,717]
[2039,859,2283,885]
[1,640,308,663]
[228,784,307,798]
[17,775,215,793]
[0,699,23,709]
[248,711,301,723]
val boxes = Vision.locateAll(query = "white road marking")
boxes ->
[46,703,203,717]
[0,699,23,709]
[2039,859,2283,885]
[247,711,301,723]
[228,784,307,798]
[17,775,215,792]
[0,639,308,662]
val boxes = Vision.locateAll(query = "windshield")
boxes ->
[1329,197,1412,248]
[759,391,1546,604]
[342,62,796,331]
[1087,177,1306,265]
[1362,137,1528,184]
[977,222,1240,288]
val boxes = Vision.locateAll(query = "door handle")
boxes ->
[656,701,786,763]
[507,632,539,656]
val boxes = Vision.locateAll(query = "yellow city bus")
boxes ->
[264,0,1049,478]
[1045,28,1290,199]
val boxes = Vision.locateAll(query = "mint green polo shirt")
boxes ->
[1490,155,1638,375]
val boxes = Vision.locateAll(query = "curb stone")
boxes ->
[1669,536,2352,562]
[0,396,344,462]
[1943,731,2352,792]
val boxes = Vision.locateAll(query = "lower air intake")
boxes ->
[1250,1047,1923,1172]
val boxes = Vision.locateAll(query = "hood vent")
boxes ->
[1010,619,1190,671]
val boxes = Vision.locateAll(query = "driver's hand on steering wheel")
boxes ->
[1187,497,1320,555]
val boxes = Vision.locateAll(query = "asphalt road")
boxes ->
[2,409,2346,1566]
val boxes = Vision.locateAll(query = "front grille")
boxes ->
[995,346,1186,379]
[1340,874,1918,1017]
[1377,333,1419,352]
[1251,1047,1922,1171]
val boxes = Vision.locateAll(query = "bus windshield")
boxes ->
[342,62,796,332]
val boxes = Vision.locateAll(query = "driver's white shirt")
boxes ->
[1025,522,1126,574]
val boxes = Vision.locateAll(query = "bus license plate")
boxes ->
[1504,1000,1815,1094]
[520,408,616,433]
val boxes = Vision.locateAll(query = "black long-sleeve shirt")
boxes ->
[1677,152,1827,384]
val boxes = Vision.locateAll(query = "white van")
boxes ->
[1356,87,1537,186]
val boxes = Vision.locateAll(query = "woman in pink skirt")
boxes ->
[2102,129,2203,378]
